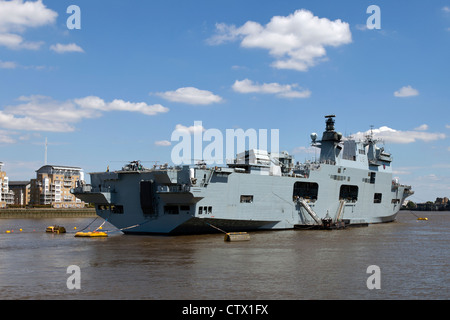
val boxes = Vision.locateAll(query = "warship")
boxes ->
[72,115,414,234]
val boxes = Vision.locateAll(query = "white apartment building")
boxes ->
[0,162,15,208]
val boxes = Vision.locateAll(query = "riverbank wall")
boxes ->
[0,208,97,219]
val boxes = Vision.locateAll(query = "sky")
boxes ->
[0,0,449,203]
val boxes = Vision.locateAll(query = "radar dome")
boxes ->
[310,133,318,142]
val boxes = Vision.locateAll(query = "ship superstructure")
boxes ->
[72,116,413,234]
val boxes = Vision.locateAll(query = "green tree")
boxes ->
[406,201,417,209]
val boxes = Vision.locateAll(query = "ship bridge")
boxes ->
[310,115,393,172]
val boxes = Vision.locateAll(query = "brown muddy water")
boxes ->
[0,211,448,300]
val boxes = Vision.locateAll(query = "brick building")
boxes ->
[30,165,85,208]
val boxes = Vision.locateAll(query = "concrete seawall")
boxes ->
[0,208,97,219]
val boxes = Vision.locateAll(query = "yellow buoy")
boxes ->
[417,217,428,221]
[6,230,11,234]
[74,231,108,238]
[19,229,23,232]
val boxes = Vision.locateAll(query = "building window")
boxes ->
[374,193,382,204]
[293,182,319,200]
[240,195,254,203]
[339,185,359,202]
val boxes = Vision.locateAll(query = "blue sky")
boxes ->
[0,0,449,202]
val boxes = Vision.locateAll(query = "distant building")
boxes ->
[30,165,86,208]
[0,162,15,208]
[435,197,449,205]
[9,181,31,206]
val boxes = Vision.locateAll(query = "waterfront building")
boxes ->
[0,162,15,208]
[30,165,86,208]
[9,181,31,206]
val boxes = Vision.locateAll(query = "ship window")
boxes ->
[339,185,358,202]
[164,205,179,215]
[369,172,376,184]
[111,205,124,214]
[293,182,319,200]
[180,205,190,211]
[240,195,254,203]
[374,193,382,204]
[198,206,212,214]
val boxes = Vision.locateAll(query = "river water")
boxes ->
[0,211,448,300]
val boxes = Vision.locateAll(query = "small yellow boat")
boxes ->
[224,232,250,242]
[46,226,66,234]
[74,231,108,237]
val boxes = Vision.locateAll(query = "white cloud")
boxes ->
[0,129,17,144]
[394,85,419,97]
[414,124,428,131]
[0,60,17,69]
[355,24,368,31]
[292,146,318,154]
[0,60,46,70]
[108,99,168,116]
[232,79,311,98]
[155,87,223,105]
[0,0,57,32]
[352,126,446,144]
[174,124,205,134]
[208,9,352,71]
[0,95,169,133]
[0,0,57,50]
[0,32,43,49]
[75,96,169,116]
[442,6,450,13]
[154,140,171,147]
[50,43,84,53]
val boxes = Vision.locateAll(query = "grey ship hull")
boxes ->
[72,116,413,235]
[73,163,412,235]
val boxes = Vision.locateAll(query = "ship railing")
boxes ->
[72,185,116,194]
[87,186,115,193]
[157,185,191,193]
[320,159,336,165]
